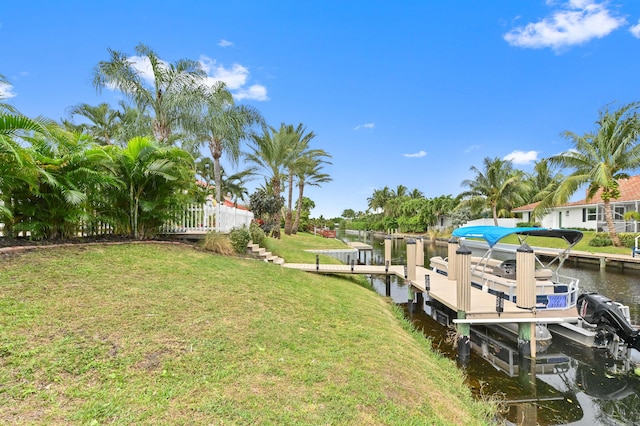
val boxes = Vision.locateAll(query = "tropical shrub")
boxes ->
[249,221,266,246]
[588,233,612,247]
[618,233,640,248]
[229,226,251,254]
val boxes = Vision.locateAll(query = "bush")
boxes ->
[618,233,640,248]
[588,233,613,247]
[250,221,266,246]
[517,221,541,228]
[229,226,252,254]
[201,231,234,255]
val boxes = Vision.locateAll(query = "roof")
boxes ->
[452,225,583,247]
[513,174,640,212]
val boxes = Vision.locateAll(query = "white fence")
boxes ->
[161,203,254,234]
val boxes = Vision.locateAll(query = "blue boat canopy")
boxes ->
[452,226,583,248]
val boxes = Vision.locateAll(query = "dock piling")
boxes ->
[455,244,472,366]
[516,243,536,358]
[448,237,458,281]
[416,236,424,267]
[384,236,391,266]
[406,238,416,281]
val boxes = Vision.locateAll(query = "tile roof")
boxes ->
[513,174,640,212]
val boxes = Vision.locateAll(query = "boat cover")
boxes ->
[452,225,583,248]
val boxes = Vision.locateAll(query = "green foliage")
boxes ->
[618,233,640,248]
[229,226,251,254]
[201,231,234,255]
[249,221,266,246]
[588,233,613,247]
[248,188,284,234]
[517,221,541,227]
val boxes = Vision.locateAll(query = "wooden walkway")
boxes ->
[282,262,580,324]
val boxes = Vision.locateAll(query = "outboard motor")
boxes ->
[578,293,640,350]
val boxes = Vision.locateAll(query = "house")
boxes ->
[513,175,640,232]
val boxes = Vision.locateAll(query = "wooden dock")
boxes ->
[282,262,580,324]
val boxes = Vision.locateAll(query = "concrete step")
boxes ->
[247,242,285,265]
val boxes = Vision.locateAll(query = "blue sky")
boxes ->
[3,1,640,218]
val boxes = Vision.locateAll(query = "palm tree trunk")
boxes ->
[272,178,282,239]
[209,139,223,204]
[284,172,294,235]
[292,183,305,234]
[604,200,623,247]
[492,203,499,227]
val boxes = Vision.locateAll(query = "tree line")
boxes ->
[344,102,640,247]
[0,43,331,240]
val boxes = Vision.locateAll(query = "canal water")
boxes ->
[337,230,640,426]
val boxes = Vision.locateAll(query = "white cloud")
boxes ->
[218,39,234,47]
[403,150,427,158]
[129,55,163,84]
[504,150,538,165]
[0,82,16,99]
[503,0,625,51]
[354,123,375,130]
[234,84,269,101]
[464,144,480,153]
[200,55,268,101]
[630,20,640,38]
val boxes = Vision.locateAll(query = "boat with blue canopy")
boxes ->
[430,225,639,349]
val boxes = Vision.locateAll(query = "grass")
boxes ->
[0,240,497,425]
[263,231,349,263]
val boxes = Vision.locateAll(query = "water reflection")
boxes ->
[340,231,640,425]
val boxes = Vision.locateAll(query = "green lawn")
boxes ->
[0,241,496,425]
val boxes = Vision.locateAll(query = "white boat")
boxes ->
[430,226,640,350]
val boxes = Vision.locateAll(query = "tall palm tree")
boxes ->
[192,85,263,203]
[245,124,296,238]
[93,43,206,144]
[460,156,529,226]
[545,102,640,246]
[282,124,317,235]
[291,150,332,234]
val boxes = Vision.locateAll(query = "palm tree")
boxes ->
[0,113,49,227]
[393,185,408,198]
[409,188,424,199]
[192,85,263,204]
[93,43,206,144]
[67,102,121,145]
[0,74,19,114]
[367,186,393,214]
[545,102,640,246]
[460,156,529,226]
[104,136,195,239]
[291,151,332,234]
[220,167,255,206]
[281,124,317,235]
[16,128,116,239]
[525,159,564,222]
[245,124,297,238]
